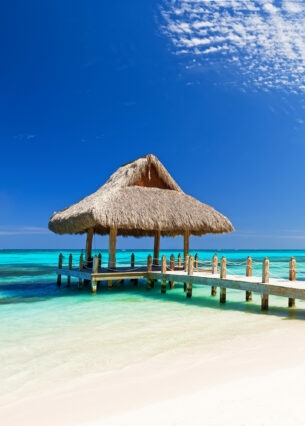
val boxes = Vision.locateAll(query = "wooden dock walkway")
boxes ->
[55,253,305,312]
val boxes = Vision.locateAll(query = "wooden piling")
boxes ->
[186,255,194,298]
[261,258,269,310]
[147,254,153,272]
[108,228,117,269]
[220,287,226,304]
[93,256,99,273]
[57,253,63,286]
[246,256,252,301]
[78,253,84,289]
[153,230,161,266]
[98,253,102,268]
[184,254,189,292]
[86,228,94,267]
[169,254,175,289]
[220,256,226,279]
[219,256,226,303]
[178,253,182,268]
[261,293,269,311]
[131,253,135,269]
[67,253,72,287]
[194,253,199,269]
[211,253,218,296]
[161,255,167,293]
[91,279,97,294]
[262,257,269,283]
[212,254,218,274]
[288,257,296,308]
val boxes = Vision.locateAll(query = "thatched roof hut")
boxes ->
[49,154,234,266]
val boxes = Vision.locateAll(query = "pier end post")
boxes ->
[261,258,269,310]
[169,254,175,289]
[161,255,167,294]
[57,253,63,286]
[211,254,218,296]
[288,257,296,308]
[67,253,72,287]
[246,256,253,302]
[220,256,226,303]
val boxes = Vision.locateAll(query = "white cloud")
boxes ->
[0,226,50,236]
[160,0,305,92]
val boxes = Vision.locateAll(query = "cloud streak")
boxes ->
[0,226,50,236]
[160,0,305,92]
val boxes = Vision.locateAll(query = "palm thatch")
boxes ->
[48,154,234,237]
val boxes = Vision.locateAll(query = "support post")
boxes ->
[194,253,199,269]
[147,254,152,272]
[184,231,189,269]
[246,256,252,302]
[91,279,97,294]
[261,258,269,310]
[78,253,84,289]
[108,228,117,269]
[219,256,226,303]
[67,253,72,287]
[184,254,189,292]
[220,287,226,304]
[289,257,296,308]
[86,228,94,267]
[177,253,182,268]
[169,254,175,289]
[57,253,63,286]
[161,255,167,294]
[98,253,102,268]
[131,253,135,269]
[153,230,160,266]
[186,255,194,298]
[211,253,218,296]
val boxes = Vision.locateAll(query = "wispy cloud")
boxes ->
[160,0,305,92]
[0,226,50,236]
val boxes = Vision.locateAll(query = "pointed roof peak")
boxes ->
[104,153,182,192]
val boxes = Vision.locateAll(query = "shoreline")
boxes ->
[2,320,305,426]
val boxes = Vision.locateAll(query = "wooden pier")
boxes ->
[55,253,305,312]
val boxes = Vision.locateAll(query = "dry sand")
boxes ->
[1,320,305,426]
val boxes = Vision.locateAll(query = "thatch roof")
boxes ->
[48,154,234,237]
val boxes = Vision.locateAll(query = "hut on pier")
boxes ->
[48,154,234,267]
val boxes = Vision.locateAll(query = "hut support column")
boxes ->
[184,231,189,268]
[108,228,117,270]
[153,231,161,266]
[86,228,94,267]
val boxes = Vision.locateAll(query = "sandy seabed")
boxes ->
[1,319,305,426]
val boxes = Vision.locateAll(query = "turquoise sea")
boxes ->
[1,249,305,409]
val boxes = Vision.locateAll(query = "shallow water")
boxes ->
[1,249,305,404]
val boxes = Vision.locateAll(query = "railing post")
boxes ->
[212,254,218,274]
[194,253,199,269]
[186,255,194,298]
[57,253,63,286]
[211,253,218,296]
[178,253,182,268]
[98,253,102,268]
[220,256,226,303]
[289,257,296,308]
[246,256,252,302]
[131,253,135,269]
[261,257,269,310]
[67,253,72,287]
[93,256,99,273]
[161,255,167,294]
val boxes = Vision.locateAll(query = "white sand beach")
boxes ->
[2,319,305,426]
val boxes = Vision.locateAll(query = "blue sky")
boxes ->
[1,0,305,250]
